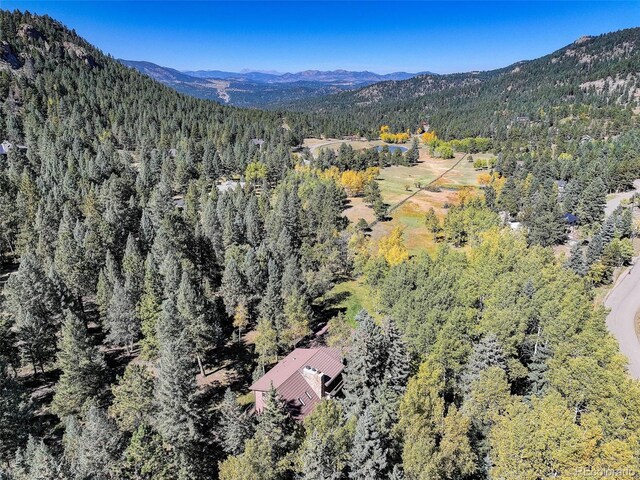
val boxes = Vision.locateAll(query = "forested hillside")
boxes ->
[0,9,346,478]
[291,28,640,142]
[1,9,640,480]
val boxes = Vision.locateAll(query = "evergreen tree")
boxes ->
[586,233,604,266]
[109,363,155,432]
[577,177,606,226]
[5,252,60,374]
[383,318,410,395]
[160,251,182,298]
[565,243,587,276]
[300,429,343,480]
[460,334,507,397]
[105,279,139,354]
[299,399,351,480]
[388,465,405,480]
[177,269,218,376]
[121,423,178,480]
[255,386,296,460]
[154,301,198,450]
[122,234,144,301]
[527,342,551,397]
[221,257,246,316]
[523,190,566,246]
[13,436,62,480]
[281,256,304,300]
[13,310,56,376]
[201,195,224,266]
[243,247,266,297]
[244,196,264,247]
[497,177,520,218]
[219,388,253,456]
[63,407,123,480]
[406,139,419,164]
[343,310,387,417]
[0,363,30,465]
[96,251,120,317]
[53,211,92,308]
[52,310,105,419]
[138,253,163,359]
[483,184,497,211]
[349,407,387,480]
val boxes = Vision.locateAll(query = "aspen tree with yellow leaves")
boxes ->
[377,226,409,265]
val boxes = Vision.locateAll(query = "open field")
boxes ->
[376,152,465,205]
[357,148,485,254]
[343,196,377,224]
[370,189,461,254]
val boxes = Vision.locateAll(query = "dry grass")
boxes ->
[343,196,376,224]
[369,191,460,255]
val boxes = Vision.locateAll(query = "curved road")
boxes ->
[605,179,640,217]
[605,260,640,379]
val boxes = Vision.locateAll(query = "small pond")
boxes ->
[377,145,408,153]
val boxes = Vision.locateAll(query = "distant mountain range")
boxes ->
[119,59,430,107]
[181,68,428,83]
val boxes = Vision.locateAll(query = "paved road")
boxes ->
[605,260,640,379]
[605,179,640,216]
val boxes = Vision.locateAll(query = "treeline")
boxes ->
[303,140,419,172]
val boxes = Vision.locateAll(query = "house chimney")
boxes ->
[302,366,325,398]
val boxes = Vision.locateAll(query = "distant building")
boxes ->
[563,213,579,226]
[0,140,12,155]
[509,221,522,230]
[217,180,246,193]
[0,141,25,155]
[555,180,568,192]
[250,347,344,420]
[172,196,185,208]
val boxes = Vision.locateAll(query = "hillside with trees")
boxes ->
[290,28,640,143]
[1,9,640,480]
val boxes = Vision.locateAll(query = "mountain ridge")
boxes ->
[286,27,640,139]
[181,67,429,83]
[118,59,429,107]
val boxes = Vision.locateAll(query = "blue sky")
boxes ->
[4,1,640,74]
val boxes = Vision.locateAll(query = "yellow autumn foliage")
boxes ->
[339,168,378,196]
[456,186,476,206]
[378,226,409,266]
[380,125,410,144]
[421,131,437,144]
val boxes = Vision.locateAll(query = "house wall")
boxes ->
[254,390,265,412]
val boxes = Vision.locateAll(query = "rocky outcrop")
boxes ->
[63,41,97,67]
[0,41,22,69]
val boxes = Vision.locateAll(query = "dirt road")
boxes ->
[605,260,640,379]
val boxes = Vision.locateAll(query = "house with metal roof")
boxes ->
[250,347,344,419]
[0,141,12,155]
